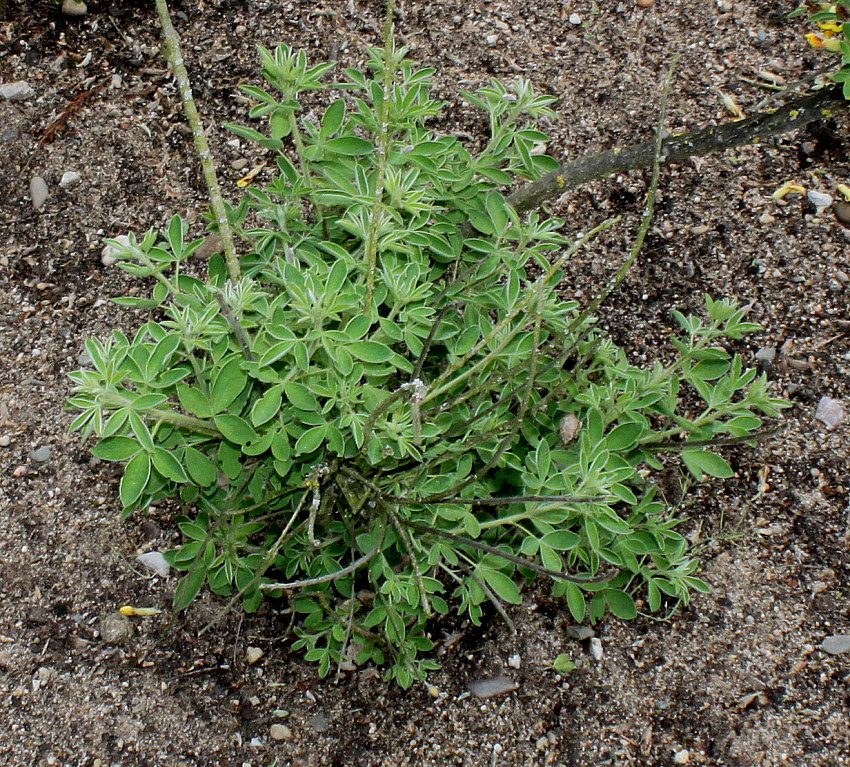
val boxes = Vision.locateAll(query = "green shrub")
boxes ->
[68,38,787,687]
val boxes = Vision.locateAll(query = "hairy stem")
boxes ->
[154,0,240,282]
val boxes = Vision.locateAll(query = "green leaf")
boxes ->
[251,384,283,426]
[479,568,522,604]
[324,136,374,155]
[91,436,141,461]
[681,450,734,480]
[605,589,637,619]
[284,382,319,411]
[347,341,393,363]
[214,414,258,445]
[550,653,575,674]
[320,98,346,137]
[210,358,247,413]
[295,424,327,455]
[540,531,580,550]
[177,384,212,418]
[128,411,154,452]
[152,447,188,483]
[146,333,181,378]
[173,567,206,611]
[183,447,217,486]
[605,422,643,452]
[120,452,151,508]
[564,582,586,622]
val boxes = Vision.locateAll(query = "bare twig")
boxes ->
[507,82,848,214]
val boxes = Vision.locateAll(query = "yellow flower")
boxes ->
[818,21,844,35]
[806,32,826,48]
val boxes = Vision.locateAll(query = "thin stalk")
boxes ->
[402,518,616,584]
[363,2,397,312]
[99,392,220,436]
[200,488,311,634]
[154,0,240,282]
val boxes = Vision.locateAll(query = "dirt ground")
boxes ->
[1,0,849,765]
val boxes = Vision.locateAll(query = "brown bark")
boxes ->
[507,83,848,213]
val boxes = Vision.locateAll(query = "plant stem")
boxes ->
[363,1,397,312]
[154,0,240,282]
[507,82,848,214]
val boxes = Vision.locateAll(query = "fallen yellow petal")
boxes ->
[836,184,850,202]
[236,163,267,188]
[119,606,162,616]
[772,182,806,200]
[806,33,825,48]
[818,21,844,34]
[718,91,745,121]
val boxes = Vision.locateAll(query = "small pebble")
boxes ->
[568,13,582,24]
[566,625,594,641]
[485,34,499,45]
[835,201,850,225]
[507,653,521,669]
[62,0,88,16]
[29,177,49,210]
[674,750,691,765]
[245,646,264,664]
[806,190,833,211]
[1,80,35,101]
[0,435,11,447]
[136,551,170,577]
[28,446,52,463]
[815,396,844,429]
[230,158,249,171]
[98,613,133,644]
[101,234,131,266]
[821,635,850,655]
[636,0,655,6]
[589,637,603,660]
[755,347,776,363]
[467,675,519,699]
[269,724,292,741]
[307,713,329,732]
[59,171,81,188]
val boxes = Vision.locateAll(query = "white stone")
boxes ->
[246,646,264,664]
[136,551,170,578]
[59,171,81,188]
[821,635,850,655]
[101,234,131,266]
[815,396,844,429]
[589,637,603,660]
[29,177,49,210]
[62,0,88,16]
[1,81,35,101]
[807,190,833,211]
